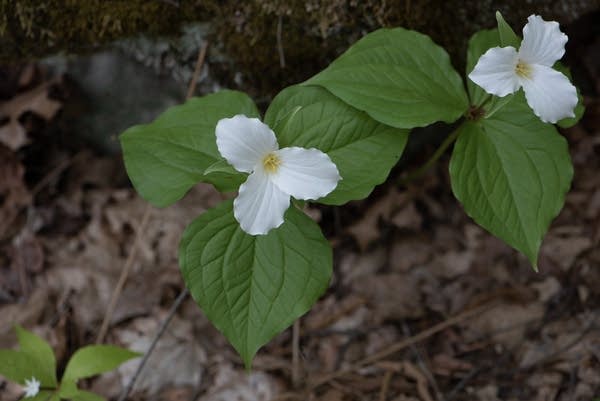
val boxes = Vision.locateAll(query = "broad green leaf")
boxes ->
[57,379,78,398]
[0,349,38,384]
[305,28,469,128]
[120,90,259,207]
[15,326,57,387]
[71,391,106,401]
[264,85,409,204]
[180,200,332,367]
[495,11,520,48]
[202,159,246,192]
[62,345,140,382]
[449,93,573,268]
[23,391,56,401]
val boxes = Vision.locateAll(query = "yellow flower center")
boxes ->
[515,60,532,79]
[262,152,281,173]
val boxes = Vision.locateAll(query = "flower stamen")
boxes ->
[515,60,532,79]
[262,152,281,173]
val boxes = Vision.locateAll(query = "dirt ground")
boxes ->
[1,15,600,401]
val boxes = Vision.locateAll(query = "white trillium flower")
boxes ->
[216,114,341,235]
[23,377,40,398]
[469,14,578,123]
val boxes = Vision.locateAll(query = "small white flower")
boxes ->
[469,14,578,123]
[23,376,40,398]
[216,114,341,235]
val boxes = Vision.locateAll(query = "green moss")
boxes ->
[0,0,208,60]
[0,0,595,99]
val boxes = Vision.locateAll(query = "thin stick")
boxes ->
[117,288,189,401]
[402,322,445,401]
[186,42,209,100]
[96,205,152,343]
[277,15,286,68]
[31,151,84,196]
[378,370,393,401]
[309,303,494,389]
[292,319,301,387]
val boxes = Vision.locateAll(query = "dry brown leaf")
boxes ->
[541,231,592,270]
[0,79,62,150]
[0,146,30,239]
[0,287,48,347]
[526,372,563,401]
[347,189,420,250]
[197,363,281,401]
[389,238,431,273]
[431,354,473,376]
[464,302,545,349]
[352,273,424,321]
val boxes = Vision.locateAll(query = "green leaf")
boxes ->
[0,349,38,384]
[62,345,140,382]
[23,391,56,401]
[15,326,57,387]
[449,93,573,268]
[495,11,520,48]
[202,159,246,192]
[264,85,409,204]
[180,200,332,367]
[305,28,469,128]
[71,391,107,401]
[120,90,259,207]
[57,379,78,399]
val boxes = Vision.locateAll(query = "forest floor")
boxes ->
[1,24,599,401]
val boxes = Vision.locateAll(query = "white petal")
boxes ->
[469,47,521,97]
[234,167,290,235]
[216,115,279,173]
[519,15,567,66]
[520,64,577,123]
[270,147,341,200]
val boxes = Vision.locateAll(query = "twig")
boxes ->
[378,370,393,401]
[292,319,302,387]
[186,42,209,100]
[277,15,286,68]
[117,288,189,401]
[31,151,85,196]
[402,322,445,401]
[446,365,484,401]
[308,303,495,389]
[96,205,152,343]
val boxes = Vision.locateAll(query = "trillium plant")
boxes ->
[120,12,583,366]
[0,326,139,401]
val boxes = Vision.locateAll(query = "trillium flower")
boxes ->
[23,377,40,398]
[216,115,341,235]
[469,15,578,123]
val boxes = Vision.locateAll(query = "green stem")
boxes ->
[400,127,462,185]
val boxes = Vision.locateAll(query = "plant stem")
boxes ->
[400,127,462,185]
[117,289,189,401]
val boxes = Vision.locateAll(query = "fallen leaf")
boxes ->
[0,146,30,239]
[197,363,281,401]
[0,78,62,150]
